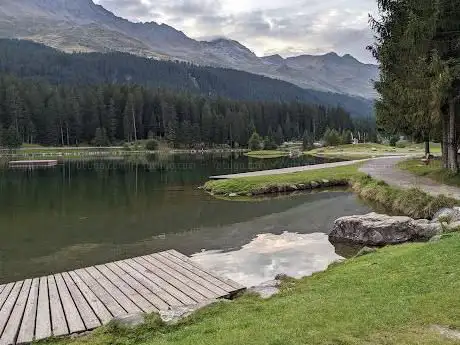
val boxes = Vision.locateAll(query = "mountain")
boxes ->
[0,0,379,99]
[0,39,374,118]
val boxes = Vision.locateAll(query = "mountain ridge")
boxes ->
[0,0,379,99]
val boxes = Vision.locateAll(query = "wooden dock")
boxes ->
[8,160,58,168]
[0,250,245,345]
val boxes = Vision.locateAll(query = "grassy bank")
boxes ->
[398,158,460,187]
[204,165,458,219]
[244,150,289,159]
[204,164,361,195]
[47,233,460,345]
[352,175,458,219]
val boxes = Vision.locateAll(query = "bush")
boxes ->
[145,139,159,151]
[248,132,262,150]
[396,140,408,148]
[323,128,341,146]
[263,137,278,150]
[389,136,399,147]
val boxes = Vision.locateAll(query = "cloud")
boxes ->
[94,0,377,63]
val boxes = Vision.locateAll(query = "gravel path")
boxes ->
[360,156,460,199]
[210,159,369,180]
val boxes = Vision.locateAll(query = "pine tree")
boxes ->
[2,125,21,149]
[302,130,313,150]
[248,132,262,150]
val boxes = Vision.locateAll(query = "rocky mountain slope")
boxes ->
[0,0,379,99]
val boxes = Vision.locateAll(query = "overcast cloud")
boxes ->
[94,0,378,63]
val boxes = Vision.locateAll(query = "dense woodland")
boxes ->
[0,40,374,118]
[0,74,363,148]
[370,0,460,171]
[0,39,377,148]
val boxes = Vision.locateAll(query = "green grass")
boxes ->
[398,158,460,187]
[45,233,460,345]
[307,142,442,158]
[244,150,290,159]
[204,164,362,195]
[204,165,458,219]
[352,174,458,219]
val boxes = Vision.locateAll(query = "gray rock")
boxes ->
[429,235,442,242]
[249,280,281,299]
[432,208,460,223]
[355,246,377,257]
[228,193,238,197]
[289,185,298,191]
[443,221,460,233]
[274,273,290,281]
[321,179,330,186]
[112,313,146,328]
[160,300,220,324]
[310,181,319,188]
[329,212,442,245]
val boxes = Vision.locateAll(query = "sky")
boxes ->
[93,0,378,63]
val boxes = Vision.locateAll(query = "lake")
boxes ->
[0,153,372,285]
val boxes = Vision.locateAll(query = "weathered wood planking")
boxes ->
[0,250,244,344]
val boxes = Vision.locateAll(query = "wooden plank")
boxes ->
[95,265,155,313]
[125,258,194,305]
[139,256,215,300]
[148,254,225,297]
[166,250,245,291]
[0,280,32,345]
[165,250,243,290]
[61,272,100,330]
[17,278,39,344]
[54,274,85,334]
[84,267,141,315]
[67,271,112,325]
[47,275,68,337]
[0,284,14,311]
[74,269,126,318]
[0,281,23,338]
[35,277,51,340]
[114,261,182,308]
[106,263,168,311]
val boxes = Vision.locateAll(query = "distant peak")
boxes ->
[264,54,283,59]
[262,54,285,64]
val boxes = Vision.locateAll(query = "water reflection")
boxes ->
[0,154,369,283]
[192,232,343,287]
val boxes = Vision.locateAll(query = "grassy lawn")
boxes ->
[307,142,442,159]
[204,164,362,195]
[244,150,290,159]
[46,233,460,345]
[398,159,460,187]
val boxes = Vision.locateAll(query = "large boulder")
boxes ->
[329,212,442,245]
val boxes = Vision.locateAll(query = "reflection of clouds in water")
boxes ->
[191,232,343,287]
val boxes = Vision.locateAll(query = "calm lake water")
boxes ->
[0,153,371,285]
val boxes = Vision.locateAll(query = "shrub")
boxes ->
[396,140,408,148]
[389,136,399,147]
[248,132,262,150]
[145,139,159,151]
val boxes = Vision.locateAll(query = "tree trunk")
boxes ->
[448,97,458,173]
[132,108,138,142]
[442,111,449,169]
[425,140,430,157]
